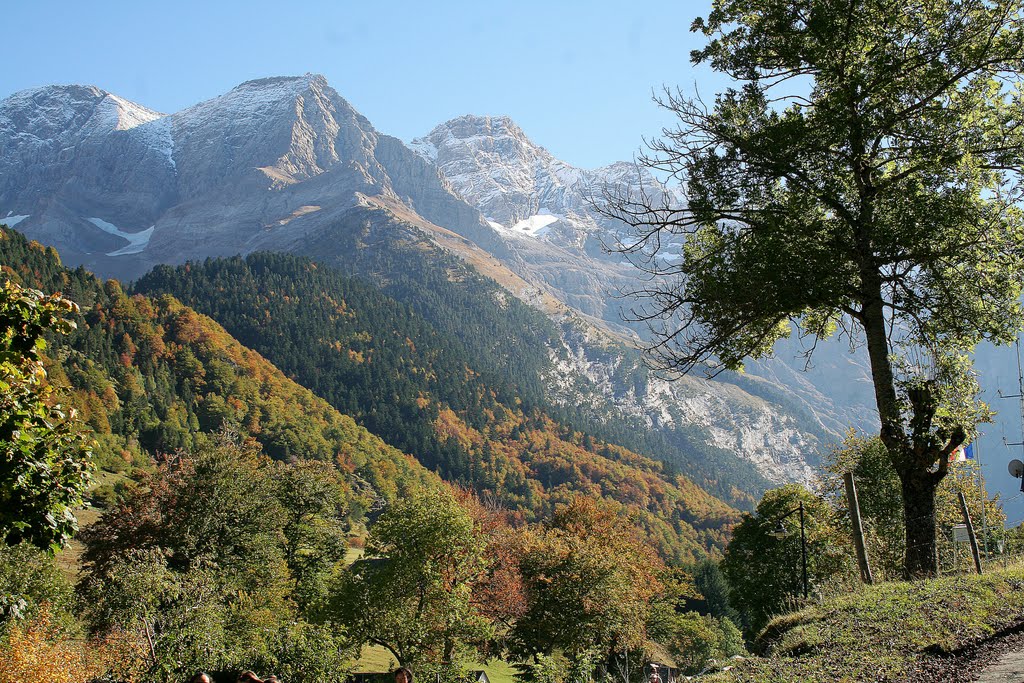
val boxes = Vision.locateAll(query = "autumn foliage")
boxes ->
[0,610,92,683]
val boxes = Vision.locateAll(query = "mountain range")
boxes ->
[0,73,902,495]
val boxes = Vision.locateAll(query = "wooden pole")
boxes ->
[957,489,983,575]
[844,472,874,585]
[799,501,808,599]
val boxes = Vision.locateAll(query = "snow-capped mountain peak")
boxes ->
[411,113,673,252]
[0,84,165,145]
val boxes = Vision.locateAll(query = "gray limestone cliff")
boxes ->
[0,75,858,486]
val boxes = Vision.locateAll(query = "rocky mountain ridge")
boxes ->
[411,114,684,325]
[413,111,876,439]
[0,74,507,279]
[0,74,847,487]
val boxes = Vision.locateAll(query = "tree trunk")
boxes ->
[857,263,948,579]
[899,467,941,579]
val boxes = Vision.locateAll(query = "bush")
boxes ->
[0,543,75,626]
[0,610,94,683]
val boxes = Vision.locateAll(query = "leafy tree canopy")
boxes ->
[78,433,356,681]
[333,487,491,669]
[608,0,1024,578]
[511,498,665,668]
[0,279,92,551]
[720,484,852,635]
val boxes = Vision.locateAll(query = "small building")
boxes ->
[646,643,681,683]
[350,670,490,683]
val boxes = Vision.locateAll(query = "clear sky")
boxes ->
[1,0,725,169]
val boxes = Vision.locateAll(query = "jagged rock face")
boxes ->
[412,114,666,239]
[0,75,853,487]
[546,320,822,484]
[0,75,500,279]
[411,115,684,324]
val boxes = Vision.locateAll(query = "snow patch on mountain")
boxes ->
[1,213,29,227]
[94,93,163,132]
[86,217,155,256]
[511,213,558,236]
[488,213,560,237]
[408,136,437,163]
[132,117,175,169]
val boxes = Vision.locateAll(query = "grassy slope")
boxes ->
[710,563,1024,682]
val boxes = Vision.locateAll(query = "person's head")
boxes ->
[189,674,213,683]
[264,677,280,683]
[394,667,414,683]
[237,673,262,683]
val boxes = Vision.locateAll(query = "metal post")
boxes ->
[978,439,988,561]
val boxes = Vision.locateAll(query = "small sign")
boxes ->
[953,524,970,543]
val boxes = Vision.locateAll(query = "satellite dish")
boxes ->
[1009,459,1024,479]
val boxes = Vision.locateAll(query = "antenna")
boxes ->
[1010,459,1024,479]
[1000,340,1024,493]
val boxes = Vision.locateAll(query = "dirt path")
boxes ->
[916,625,1024,683]
[975,648,1024,683]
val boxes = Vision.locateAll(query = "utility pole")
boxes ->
[844,472,874,584]
[799,501,807,599]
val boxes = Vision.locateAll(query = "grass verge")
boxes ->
[707,563,1024,682]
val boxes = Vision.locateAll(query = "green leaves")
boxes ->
[721,485,852,634]
[606,0,1024,577]
[511,498,665,668]
[333,487,490,667]
[0,279,91,552]
[78,436,358,681]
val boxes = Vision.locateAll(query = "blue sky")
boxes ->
[2,0,725,169]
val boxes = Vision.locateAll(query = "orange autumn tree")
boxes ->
[0,609,93,683]
[511,497,665,679]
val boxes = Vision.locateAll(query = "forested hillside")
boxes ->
[0,227,438,511]
[1,226,737,560]
[135,251,739,560]
[293,206,773,507]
